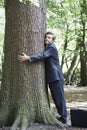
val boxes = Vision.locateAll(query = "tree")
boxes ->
[0,0,63,129]
[80,0,87,86]
[65,44,79,84]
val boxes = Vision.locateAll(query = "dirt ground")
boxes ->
[0,124,87,130]
[0,86,87,130]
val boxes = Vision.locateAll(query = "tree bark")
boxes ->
[0,0,63,129]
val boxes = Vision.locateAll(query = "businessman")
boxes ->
[18,32,67,124]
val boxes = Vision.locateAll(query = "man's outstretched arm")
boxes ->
[18,46,54,63]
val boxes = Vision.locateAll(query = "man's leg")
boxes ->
[49,80,67,123]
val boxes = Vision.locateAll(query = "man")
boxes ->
[18,32,67,124]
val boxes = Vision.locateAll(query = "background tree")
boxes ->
[0,1,4,80]
[79,0,87,86]
[0,0,63,130]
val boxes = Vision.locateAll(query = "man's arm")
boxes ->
[18,46,54,62]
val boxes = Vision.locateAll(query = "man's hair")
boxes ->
[45,32,56,41]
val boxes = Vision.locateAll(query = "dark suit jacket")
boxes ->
[30,43,64,83]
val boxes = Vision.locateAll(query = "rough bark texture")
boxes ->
[0,0,63,130]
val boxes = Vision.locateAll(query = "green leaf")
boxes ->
[65,0,76,4]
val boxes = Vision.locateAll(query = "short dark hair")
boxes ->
[45,32,56,41]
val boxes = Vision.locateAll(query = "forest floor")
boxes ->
[0,85,87,130]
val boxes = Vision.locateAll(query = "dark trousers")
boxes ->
[49,80,67,123]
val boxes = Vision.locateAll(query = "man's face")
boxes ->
[44,34,53,44]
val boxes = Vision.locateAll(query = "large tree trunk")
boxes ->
[0,0,63,129]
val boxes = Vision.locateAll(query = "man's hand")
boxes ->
[18,53,29,62]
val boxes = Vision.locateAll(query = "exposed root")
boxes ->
[10,116,20,130]
[36,107,65,128]
[10,113,30,130]
[20,116,29,130]
[43,111,64,128]
[10,110,64,130]
[0,104,65,130]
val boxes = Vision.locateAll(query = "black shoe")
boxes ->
[58,117,67,124]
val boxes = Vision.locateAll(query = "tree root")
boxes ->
[20,116,29,130]
[40,110,64,128]
[10,109,65,130]
[0,104,65,130]
[10,114,65,130]
[10,114,30,130]
[10,116,20,130]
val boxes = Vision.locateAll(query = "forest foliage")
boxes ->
[0,0,87,85]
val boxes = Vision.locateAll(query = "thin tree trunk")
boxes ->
[80,22,86,86]
[66,44,79,85]
[0,0,63,129]
[80,0,87,86]
[61,24,69,69]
